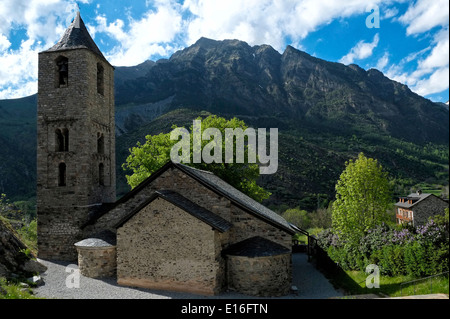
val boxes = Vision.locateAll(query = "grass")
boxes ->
[0,277,43,299]
[328,268,449,297]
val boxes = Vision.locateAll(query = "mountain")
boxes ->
[0,38,448,210]
[115,38,448,144]
[0,95,37,199]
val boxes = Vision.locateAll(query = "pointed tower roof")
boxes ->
[45,11,106,61]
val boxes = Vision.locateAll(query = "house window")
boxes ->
[58,163,66,186]
[97,63,104,95]
[99,163,104,186]
[97,133,104,154]
[55,56,68,88]
[55,128,69,152]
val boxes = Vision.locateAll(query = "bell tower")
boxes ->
[37,11,115,260]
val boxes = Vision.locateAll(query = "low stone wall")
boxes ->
[76,245,116,278]
[227,253,291,297]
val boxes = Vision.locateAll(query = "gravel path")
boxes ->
[34,253,342,299]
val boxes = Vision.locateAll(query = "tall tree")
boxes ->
[122,115,271,202]
[332,153,392,244]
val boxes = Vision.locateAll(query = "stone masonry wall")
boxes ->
[413,196,448,226]
[229,204,292,249]
[37,48,115,260]
[89,167,230,234]
[116,197,224,295]
[89,167,291,249]
[227,253,291,297]
[76,246,116,278]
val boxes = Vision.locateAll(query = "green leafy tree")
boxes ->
[123,115,271,202]
[332,153,392,244]
[282,207,311,229]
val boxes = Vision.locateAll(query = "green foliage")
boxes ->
[332,269,449,297]
[1,193,37,255]
[0,278,42,299]
[359,223,391,258]
[332,153,393,244]
[427,241,450,275]
[282,203,332,232]
[431,207,449,231]
[318,219,449,278]
[403,241,427,277]
[310,206,333,229]
[17,219,37,254]
[122,114,271,202]
[282,207,311,229]
[376,245,405,276]
[0,193,13,215]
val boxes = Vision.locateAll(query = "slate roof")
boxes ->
[114,190,232,233]
[222,236,291,257]
[75,230,116,247]
[85,161,295,235]
[175,163,295,235]
[44,11,107,63]
[395,192,434,209]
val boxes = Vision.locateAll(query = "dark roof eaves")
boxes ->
[114,190,232,232]
[81,162,176,228]
[156,190,232,232]
[115,161,176,205]
[173,163,296,235]
[395,193,435,208]
[87,161,295,235]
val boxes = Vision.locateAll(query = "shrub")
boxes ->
[359,223,391,257]
[425,241,449,275]
[321,217,449,278]
[327,246,346,269]
[416,220,446,245]
[404,241,427,277]
[390,227,414,245]
[316,228,340,251]
[376,244,405,276]
[326,243,364,271]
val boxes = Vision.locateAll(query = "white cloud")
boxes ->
[389,1,449,98]
[413,66,449,97]
[418,28,449,70]
[1,0,448,101]
[0,0,78,47]
[398,0,449,35]
[182,0,385,52]
[95,3,183,66]
[0,34,11,51]
[386,28,449,98]
[375,52,389,71]
[0,0,79,99]
[382,7,398,20]
[0,38,43,99]
[339,33,380,65]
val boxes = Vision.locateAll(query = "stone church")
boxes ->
[37,12,296,297]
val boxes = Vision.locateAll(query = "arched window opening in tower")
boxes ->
[58,163,66,187]
[97,132,104,154]
[55,129,64,152]
[99,163,105,186]
[62,128,69,152]
[55,128,69,152]
[97,63,104,96]
[56,56,68,88]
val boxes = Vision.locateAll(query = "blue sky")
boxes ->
[0,0,448,103]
